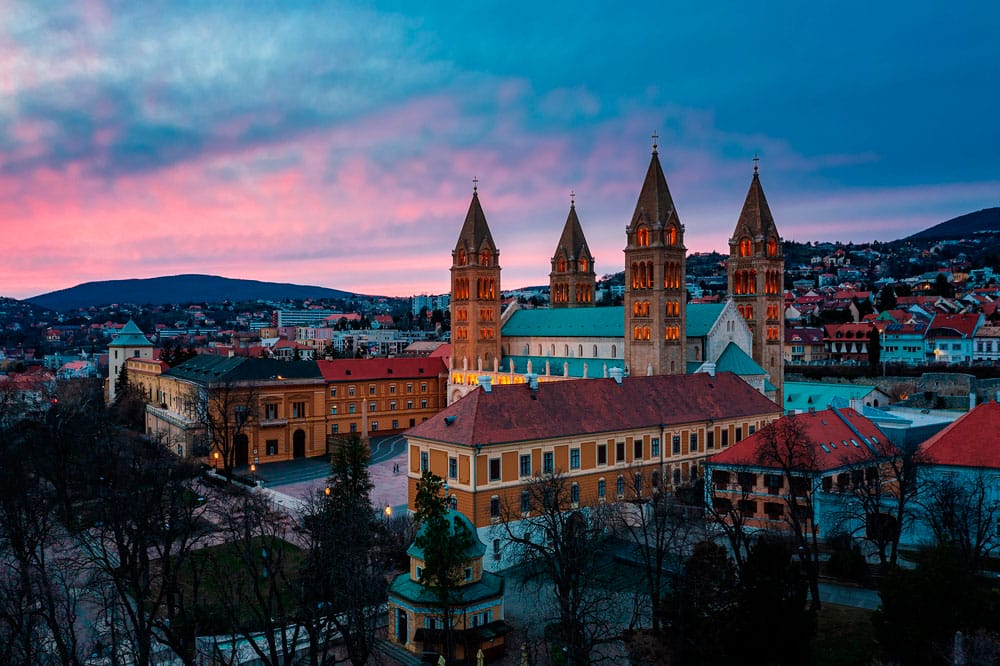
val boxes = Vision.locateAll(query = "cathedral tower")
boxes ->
[728,160,784,402]
[450,181,502,374]
[549,194,596,308]
[624,140,686,376]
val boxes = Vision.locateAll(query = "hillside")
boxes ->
[906,207,1000,241]
[27,274,359,312]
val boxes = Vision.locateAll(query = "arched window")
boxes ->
[611,344,617,359]
[457,249,467,265]
[667,226,677,245]
[631,263,639,289]
[592,345,598,357]
[549,344,555,356]
[739,238,752,257]
[557,256,567,272]
[767,238,778,257]
[637,226,650,246]
[579,257,589,272]
[480,250,491,266]
[564,344,569,357]
[578,344,583,357]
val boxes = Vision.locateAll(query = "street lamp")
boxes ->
[250,463,256,486]
[212,451,220,472]
[384,504,392,518]
[324,486,331,497]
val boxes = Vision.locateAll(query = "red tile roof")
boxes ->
[920,401,1000,469]
[406,372,781,448]
[708,408,892,472]
[317,357,447,382]
[927,313,982,338]
[785,328,824,344]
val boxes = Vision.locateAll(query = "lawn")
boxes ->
[813,604,882,666]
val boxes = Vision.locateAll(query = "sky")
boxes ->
[1,1,998,301]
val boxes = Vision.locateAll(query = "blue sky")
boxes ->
[1,0,997,299]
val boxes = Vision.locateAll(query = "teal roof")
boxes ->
[109,320,153,347]
[389,570,504,606]
[686,303,726,338]
[498,355,625,378]
[502,307,624,337]
[714,342,766,376]
[500,303,726,339]
[783,381,880,412]
[407,510,485,561]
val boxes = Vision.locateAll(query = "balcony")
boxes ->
[259,418,289,428]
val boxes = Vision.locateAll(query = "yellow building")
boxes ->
[405,371,782,570]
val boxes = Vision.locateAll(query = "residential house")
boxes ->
[926,313,984,364]
[784,327,825,364]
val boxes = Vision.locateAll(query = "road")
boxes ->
[238,434,408,487]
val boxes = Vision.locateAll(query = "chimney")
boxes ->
[609,367,624,385]
[526,373,539,391]
[478,375,492,393]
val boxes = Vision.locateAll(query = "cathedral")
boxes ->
[447,141,784,406]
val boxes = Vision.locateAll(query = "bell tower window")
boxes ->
[636,226,650,247]
[739,238,752,257]
[767,238,778,257]
[557,256,567,272]
[457,249,467,265]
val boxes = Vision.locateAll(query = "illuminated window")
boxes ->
[557,256,567,272]
[739,238,752,257]
[579,257,589,271]
[637,226,650,246]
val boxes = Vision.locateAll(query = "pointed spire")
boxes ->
[629,145,681,233]
[554,198,592,264]
[455,179,496,252]
[734,162,778,240]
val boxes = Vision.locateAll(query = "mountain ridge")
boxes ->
[26,274,362,312]
[905,207,1000,241]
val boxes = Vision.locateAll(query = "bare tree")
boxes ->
[85,431,212,666]
[920,472,1000,571]
[702,465,762,578]
[615,468,700,632]
[207,489,305,666]
[194,379,258,481]
[753,417,823,611]
[830,439,926,570]
[0,419,98,666]
[497,472,625,665]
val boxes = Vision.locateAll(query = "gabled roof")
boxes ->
[629,149,681,233]
[406,372,780,447]
[920,401,1000,469]
[455,189,496,253]
[317,357,447,382]
[927,313,983,338]
[785,328,824,344]
[714,342,766,376]
[732,169,779,241]
[109,319,154,348]
[686,303,726,338]
[553,203,592,264]
[707,408,892,472]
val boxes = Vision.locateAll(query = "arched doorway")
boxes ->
[293,429,306,458]
[234,434,249,467]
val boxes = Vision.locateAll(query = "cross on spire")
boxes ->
[472,176,478,193]
[753,154,759,174]
[651,131,659,154]
[570,189,575,206]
